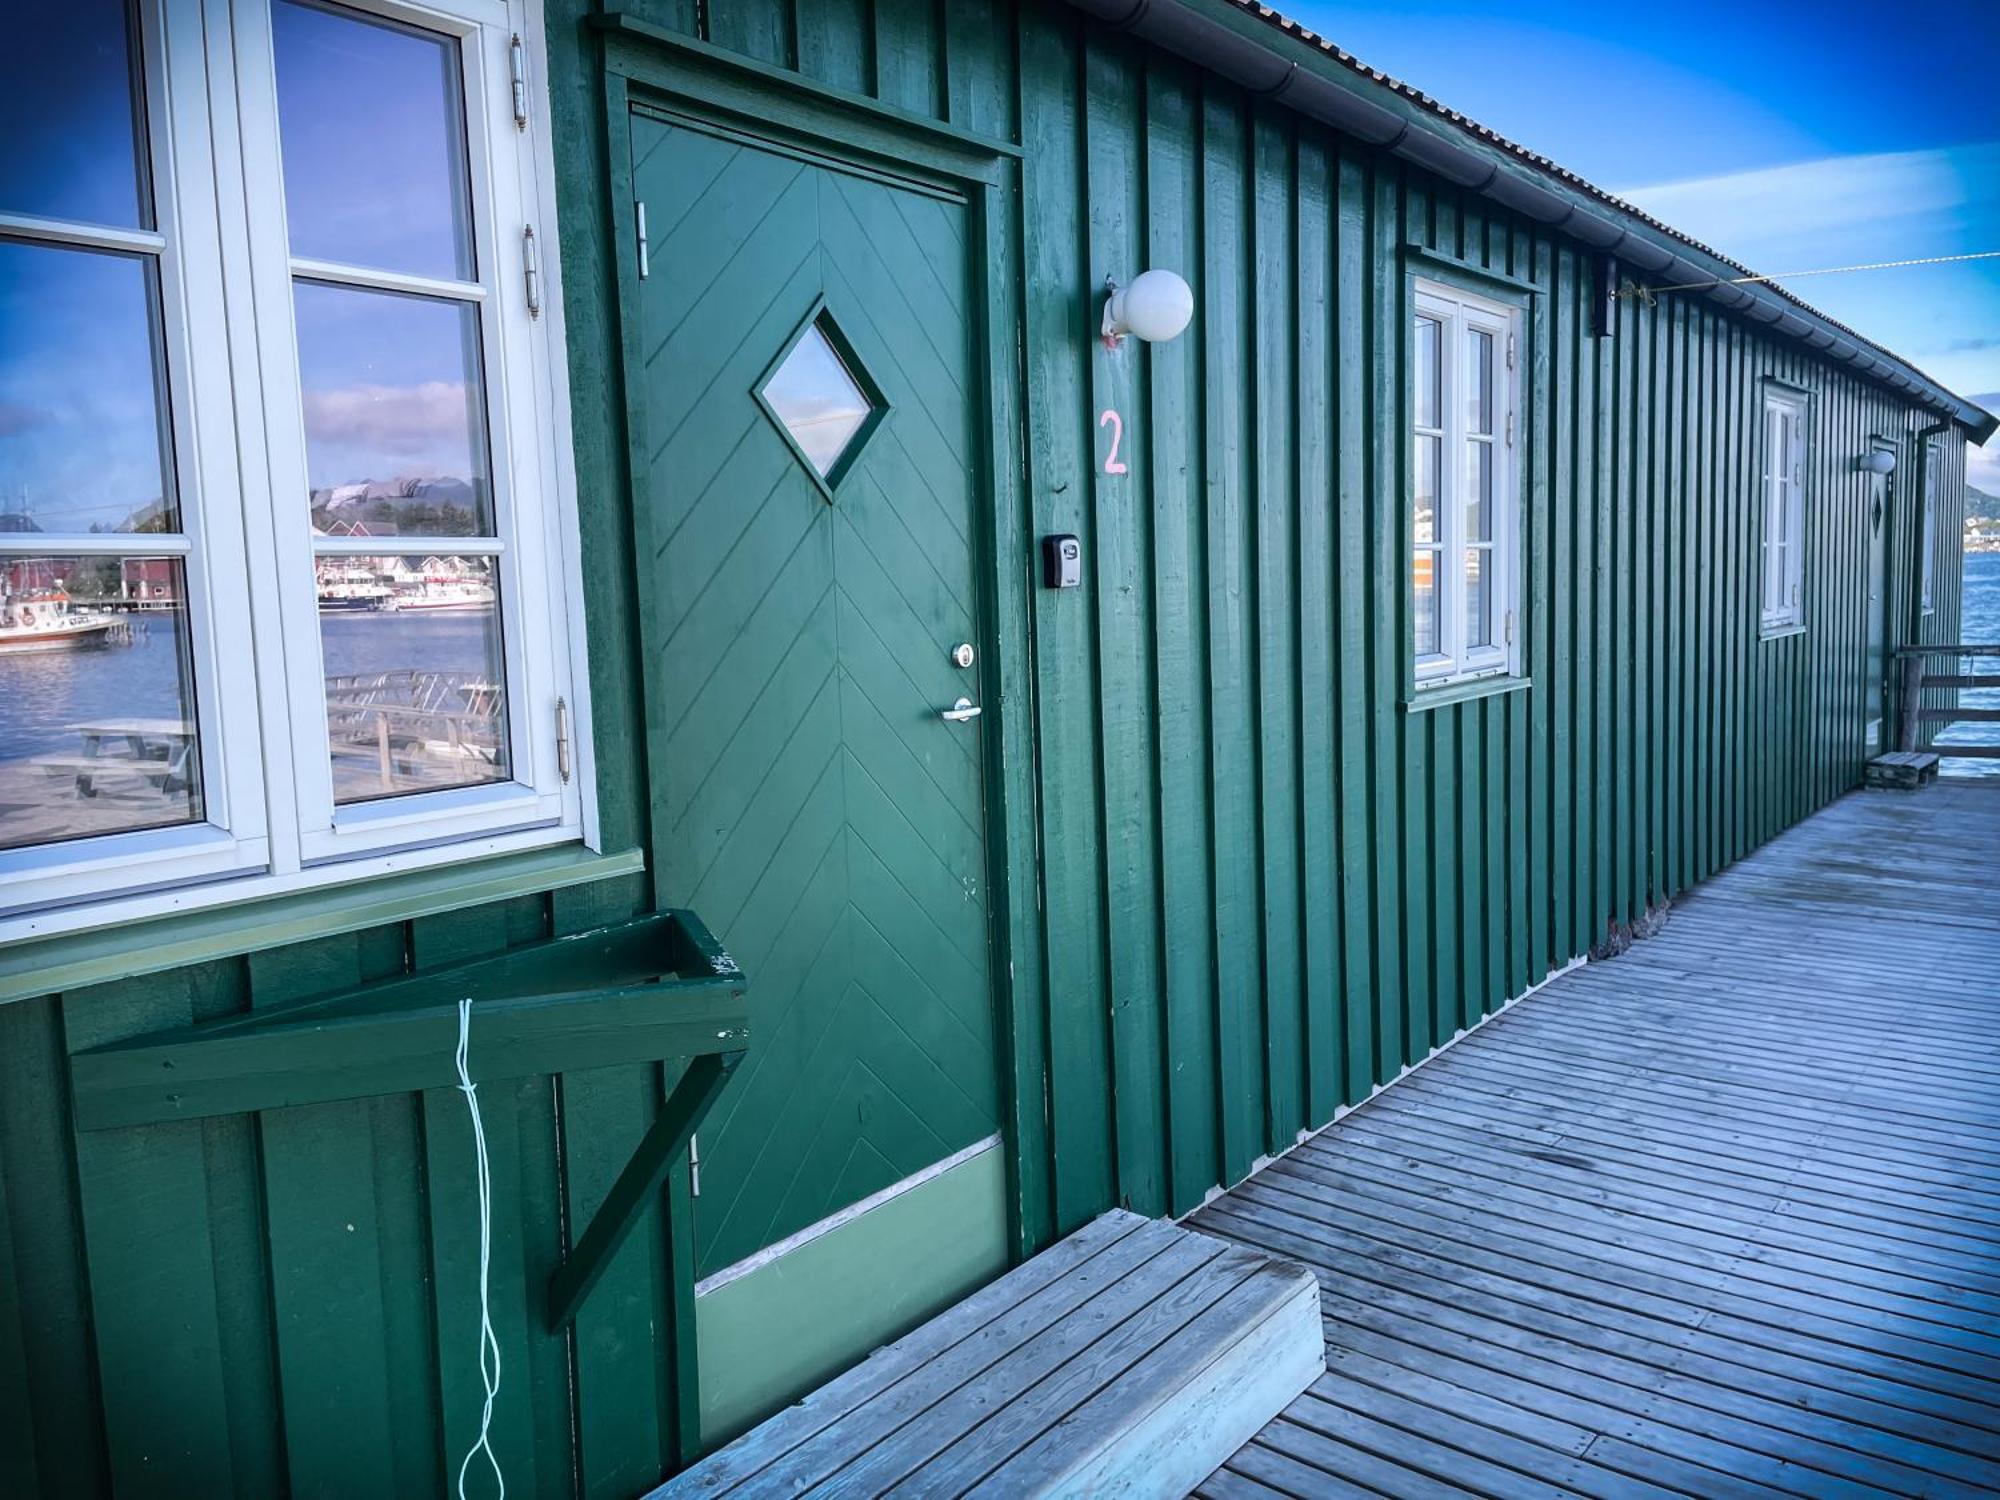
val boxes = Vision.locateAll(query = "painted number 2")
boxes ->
[1099,408,1128,475]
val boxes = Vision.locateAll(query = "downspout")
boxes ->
[1913,419,1952,640]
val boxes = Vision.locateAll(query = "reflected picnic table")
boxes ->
[42,718,197,798]
[323,670,505,793]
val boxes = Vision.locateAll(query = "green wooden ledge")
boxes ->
[65,908,750,1330]
[0,842,645,1007]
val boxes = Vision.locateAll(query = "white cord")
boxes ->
[455,998,505,1500]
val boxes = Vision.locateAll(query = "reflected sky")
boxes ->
[763,322,874,477]
[293,281,490,528]
[273,0,474,280]
[0,240,173,533]
[0,0,148,229]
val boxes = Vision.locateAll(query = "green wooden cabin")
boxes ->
[2,0,1992,1494]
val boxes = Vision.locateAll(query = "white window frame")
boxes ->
[0,0,594,944]
[1411,280,1522,689]
[1759,387,1807,636]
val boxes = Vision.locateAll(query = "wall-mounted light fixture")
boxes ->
[1101,270,1194,350]
[1858,449,1896,476]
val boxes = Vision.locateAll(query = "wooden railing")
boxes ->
[1897,643,2000,760]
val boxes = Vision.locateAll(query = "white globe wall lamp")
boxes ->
[1101,269,1194,350]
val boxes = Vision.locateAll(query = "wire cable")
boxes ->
[1623,248,2000,298]
[455,998,505,1500]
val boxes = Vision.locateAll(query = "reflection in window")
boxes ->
[318,555,508,803]
[0,0,150,229]
[294,281,491,536]
[762,319,877,478]
[0,557,201,852]
[272,0,474,280]
[0,239,177,537]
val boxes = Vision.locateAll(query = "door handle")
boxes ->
[940,697,982,723]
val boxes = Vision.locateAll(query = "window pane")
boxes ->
[272,0,474,280]
[1466,328,1493,435]
[1464,439,1492,543]
[762,321,875,478]
[0,0,148,228]
[0,557,201,852]
[1413,548,1439,657]
[1465,548,1491,648]
[320,554,508,802]
[1414,316,1441,430]
[0,240,176,535]
[1414,434,1440,544]
[294,281,492,536]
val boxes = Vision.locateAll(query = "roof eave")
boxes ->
[1064,0,1998,444]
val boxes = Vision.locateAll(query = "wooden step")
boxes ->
[650,1209,1323,1499]
[1865,750,1940,790]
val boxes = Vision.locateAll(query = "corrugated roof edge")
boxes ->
[1063,0,1999,444]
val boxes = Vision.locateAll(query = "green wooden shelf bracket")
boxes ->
[546,1046,740,1330]
[66,908,751,1330]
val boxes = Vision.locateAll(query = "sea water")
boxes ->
[1937,551,2000,776]
[0,610,500,766]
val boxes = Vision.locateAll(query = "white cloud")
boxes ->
[302,381,476,460]
[1617,145,2000,266]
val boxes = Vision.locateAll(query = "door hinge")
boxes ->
[508,33,529,130]
[555,695,572,783]
[1505,410,1515,447]
[1506,331,1516,370]
[635,200,650,280]
[688,1133,700,1197]
[522,226,542,320]
[1505,609,1516,646]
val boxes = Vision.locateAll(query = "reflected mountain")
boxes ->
[310,474,486,537]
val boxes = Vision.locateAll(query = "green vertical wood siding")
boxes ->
[0,0,1979,1492]
[638,0,1975,1246]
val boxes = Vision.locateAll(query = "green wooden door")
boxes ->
[631,109,999,1280]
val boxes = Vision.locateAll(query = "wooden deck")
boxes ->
[1193,781,2000,1500]
[654,1210,1322,1497]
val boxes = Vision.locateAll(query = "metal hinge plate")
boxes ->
[522,226,541,320]
[635,200,650,280]
[556,695,572,783]
[689,1133,700,1197]
[509,33,528,130]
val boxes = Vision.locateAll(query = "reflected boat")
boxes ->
[0,589,119,654]
[315,560,394,612]
[380,577,495,612]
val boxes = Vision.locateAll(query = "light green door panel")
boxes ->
[693,1141,1008,1446]
[631,109,998,1279]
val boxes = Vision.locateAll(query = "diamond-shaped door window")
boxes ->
[757,308,885,494]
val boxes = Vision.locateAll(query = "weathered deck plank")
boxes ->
[653,1208,1323,1498]
[1199,783,2000,1499]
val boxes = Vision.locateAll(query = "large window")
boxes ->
[1412,280,1521,688]
[1760,389,1807,635]
[0,0,585,937]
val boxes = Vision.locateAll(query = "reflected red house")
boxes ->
[120,558,179,603]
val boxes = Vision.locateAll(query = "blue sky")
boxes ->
[1286,0,2000,492]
